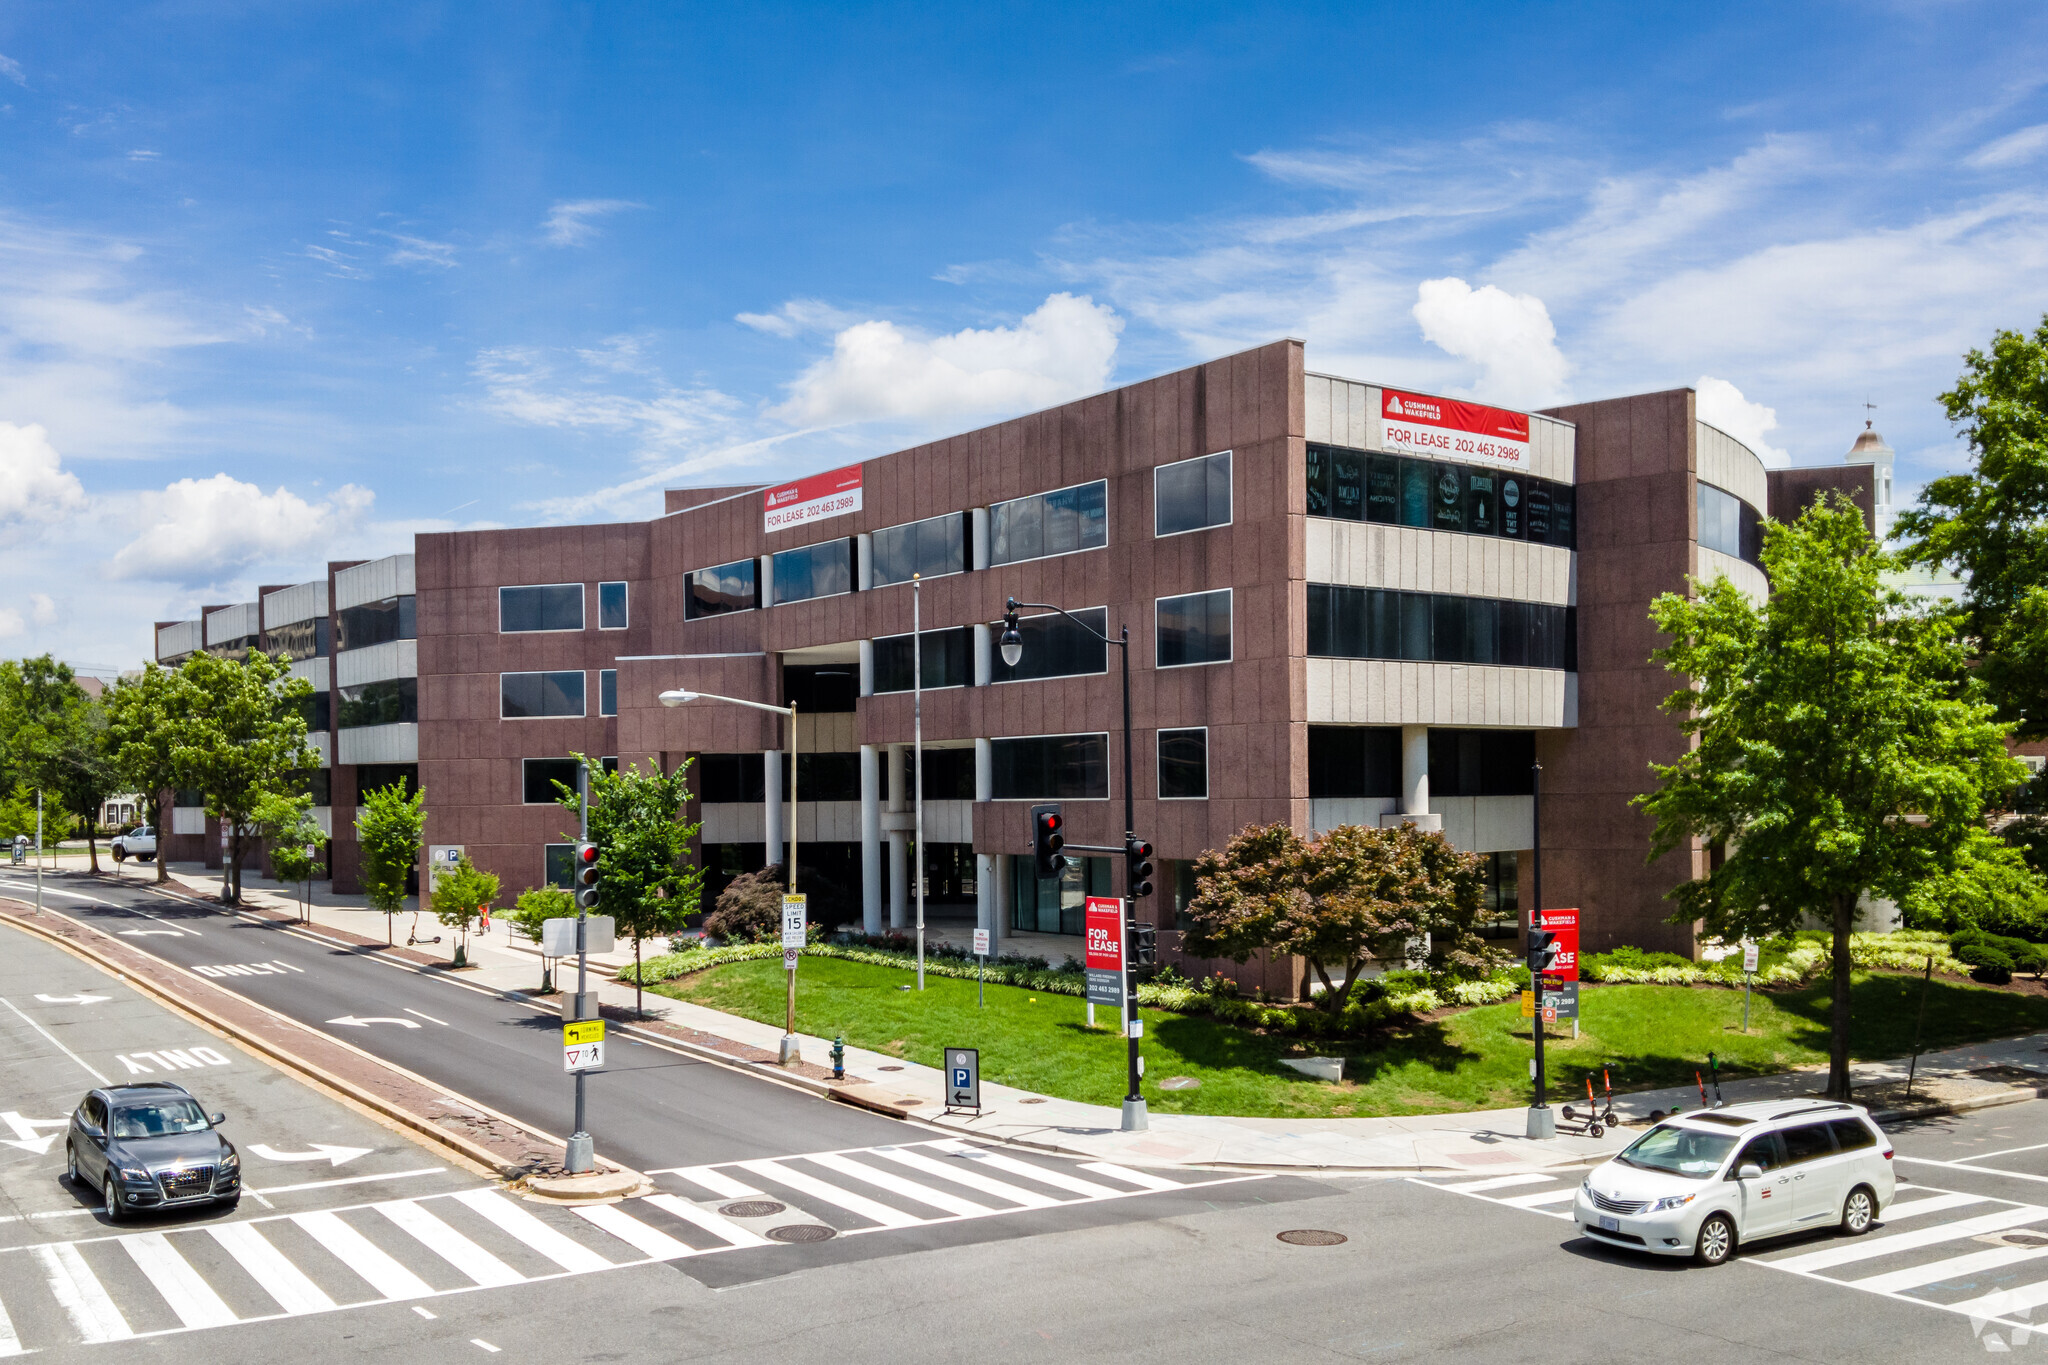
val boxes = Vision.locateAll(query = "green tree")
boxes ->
[0,656,122,873]
[429,854,500,965]
[103,663,194,885]
[0,784,37,842]
[507,885,577,991]
[1180,821,1491,1012]
[1637,496,2028,1098]
[553,755,702,1016]
[252,789,327,920]
[1897,314,2048,741]
[357,781,424,944]
[172,651,316,905]
[1897,828,2048,939]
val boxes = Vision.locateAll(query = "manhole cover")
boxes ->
[1158,1076,1201,1091]
[719,1201,786,1218]
[766,1223,837,1243]
[1276,1229,1348,1246]
[1018,1097,1047,1104]
[1980,1230,2048,1248]
[894,1097,921,1106]
[878,1065,905,1071]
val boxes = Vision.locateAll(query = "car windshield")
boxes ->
[1616,1123,1738,1178]
[109,1099,211,1138]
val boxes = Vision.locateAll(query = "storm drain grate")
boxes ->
[1276,1229,1348,1247]
[719,1201,786,1218]
[767,1223,837,1243]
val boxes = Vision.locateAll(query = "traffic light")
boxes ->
[574,841,601,910]
[1125,838,1154,899]
[1132,922,1157,967]
[1527,927,1558,975]
[1032,807,1067,879]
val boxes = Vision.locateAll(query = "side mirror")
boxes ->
[1737,1163,1764,1181]
[208,1112,226,1127]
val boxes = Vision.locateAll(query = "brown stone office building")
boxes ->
[155,339,1876,976]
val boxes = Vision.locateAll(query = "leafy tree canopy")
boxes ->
[1897,314,2048,741]
[171,650,316,905]
[553,755,703,1012]
[0,655,122,871]
[103,663,195,884]
[357,781,425,928]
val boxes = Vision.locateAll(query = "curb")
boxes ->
[0,903,579,1182]
[1871,1085,2047,1126]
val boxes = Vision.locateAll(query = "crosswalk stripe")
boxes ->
[1768,1205,2048,1274]
[1950,1276,2048,1321]
[928,1143,1123,1198]
[1433,1174,1557,1194]
[0,1293,23,1357]
[1079,1162,1181,1192]
[450,1191,615,1273]
[122,1232,238,1329]
[641,1194,772,1248]
[1499,1189,1578,1209]
[661,1166,764,1200]
[207,1221,337,1315]
[572,1204,696,1260]
[376,1201,524,1288]
[1880,1193,1988,1220]
[292,1210,435,1300]
[1848,1242,2048,1295]
[865,1146,1062,1209]
[33,1242,132,1343]
[804,1153,996,1217]
[734,1159,923,1229]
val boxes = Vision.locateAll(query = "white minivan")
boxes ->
[1574,1100,1896,1265]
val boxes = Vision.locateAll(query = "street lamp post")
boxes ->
[913,574,926,990]
[660,687,803,1064]
[998,597,1148,1132]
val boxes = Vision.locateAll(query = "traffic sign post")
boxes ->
[944,1047,980,1114]
[973,927,990,1008]
[1741,939,1759,1032]
[781,893,806,1057]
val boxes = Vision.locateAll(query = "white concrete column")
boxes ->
[1401,724,1429,817]
[886,832,908,930]
[857,639,875,698]
[763,748,784,869]
[855,533,873,591]
[884,743,906,810]
[970,508,991,571]
[974,737,993,802]
[759,554,775,610]
[860,744,882,934]
[972,624,992,687]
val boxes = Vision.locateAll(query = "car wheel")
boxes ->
[1694,1213,1736,1265]
[1841,1185,1877,1236]
[65,1143,79,1185]
[103,1176,124,1223]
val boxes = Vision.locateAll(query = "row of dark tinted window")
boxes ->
[873,626,973,693]
[291,768,333,807]
[1697,482,1764,567]
[870,511,969,586]
[770,538,855,606]
[356,764,419,800]
[501,670,586,719]
[992,607,1107,683]
[335,595,416,652]
[1306,725,1536,799]
[685,559,758,619]
[294,690,332,733]
[1306,444,1576,549]
[990,733,1109,800]
[499,585,583,633]
[337,678,417,729]
[205,635,261,659]
[989,480,1108,566]
[780,664,859,714]
[264,617,329,661]
[907,747,976,801]
[1307,585,1576,670]
[693,750,874,804]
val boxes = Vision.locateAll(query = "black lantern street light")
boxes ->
[999,596,1150,1132]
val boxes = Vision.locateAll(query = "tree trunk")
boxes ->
[1827,892,1855,1100]
[224,830,239,906]
[86,828,100,874]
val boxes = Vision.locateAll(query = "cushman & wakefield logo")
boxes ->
[1387,392,1444,423]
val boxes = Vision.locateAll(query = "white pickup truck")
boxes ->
[111,826,157,861]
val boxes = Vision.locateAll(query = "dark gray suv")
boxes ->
[65,1082,240,1220]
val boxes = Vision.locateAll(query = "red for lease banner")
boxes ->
[763,464,864,532]
[1084,896,1124,972]
[1533,907,1580,983]
[1381,388,1532,471]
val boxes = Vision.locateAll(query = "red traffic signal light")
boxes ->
[1031,806,1067,880]
[1126,838,1154,899]
[575,840,601,907]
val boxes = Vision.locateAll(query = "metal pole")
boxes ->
[34,790,43,915]
[1905,953,1934,1101]
[565,761,593,1173]
[1119,627,1145,1132]
[782,700,800,1062]
[1528,759,1549,1137]
[914,574,925,991]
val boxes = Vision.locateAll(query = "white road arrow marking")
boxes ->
[246,1143,371,1167]
[324,1016,421,1029]
[34,993,111,1006]
[0,1112,69,1155]
[118,929,186,937]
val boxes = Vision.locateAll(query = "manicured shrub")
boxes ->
[1954,939,2016,985]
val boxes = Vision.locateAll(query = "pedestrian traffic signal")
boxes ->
[1125,838,1154,899]
[575,841,601,910]
[1032,807,1067,879]
[1132,922,1157,967]
[1527,928,1558,974]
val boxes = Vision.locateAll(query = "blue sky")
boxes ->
[2,1,2045,669]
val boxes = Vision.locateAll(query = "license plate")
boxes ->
[1598,1215,1619,1232]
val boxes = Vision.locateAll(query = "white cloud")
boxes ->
[540,200,644,247]
[0,422,87,525]
[380,232,458,269]
[28,592,56,626]
[1411,278,1570,408]
[471,345,741,459]
[1696,377,1791,467]
[303,243,367,279]
[735,299,858,338]
[770,293,1123,427]
[0,54,22,87]
[110,475,372,583]
[128,149,158,162]
[1968,123,2048,168]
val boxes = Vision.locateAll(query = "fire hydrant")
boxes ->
[830,1035,846,1081]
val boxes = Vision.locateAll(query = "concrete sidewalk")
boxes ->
[131,861,2048,1174]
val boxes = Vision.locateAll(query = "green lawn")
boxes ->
[652,956,2048,1118]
